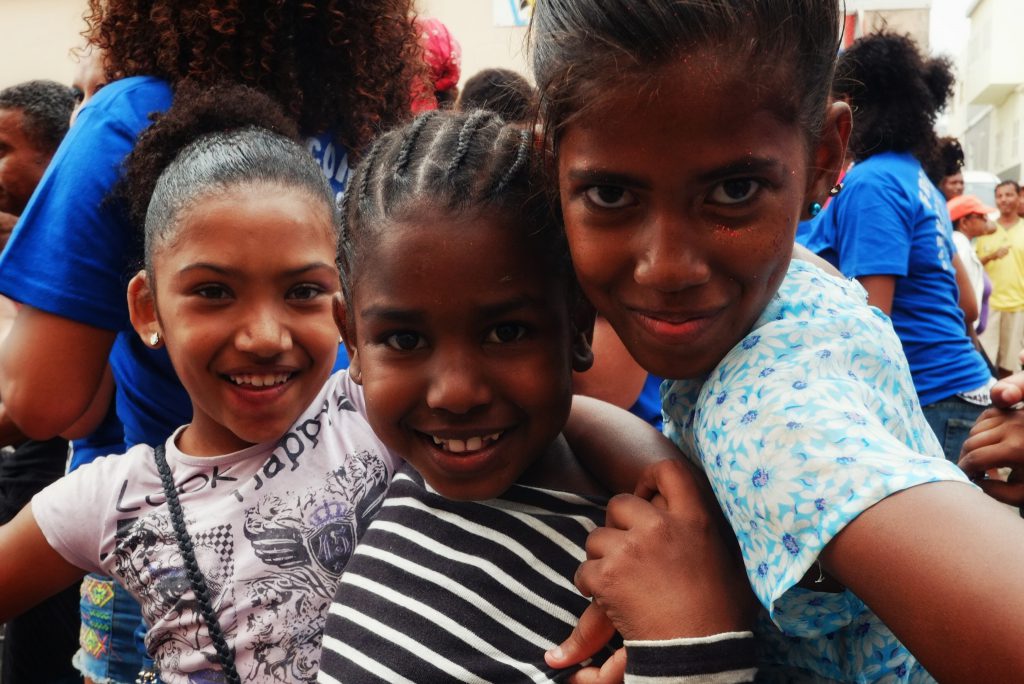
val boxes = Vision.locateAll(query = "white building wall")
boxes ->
[0,0,87,89]
[951,0,1024,180]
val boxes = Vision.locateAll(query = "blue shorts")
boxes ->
[73,574,149,684]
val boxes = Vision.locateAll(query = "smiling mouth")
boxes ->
[426,431,504,454]
[225,372,295,388]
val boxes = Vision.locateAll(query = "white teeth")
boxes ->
[429,432,503,453]
[230,373,291,387]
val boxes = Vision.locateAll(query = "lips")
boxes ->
[628,306,723,344]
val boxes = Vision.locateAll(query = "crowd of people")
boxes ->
[0,1,1023,683]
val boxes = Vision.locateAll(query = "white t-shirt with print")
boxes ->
[33,370,399,683]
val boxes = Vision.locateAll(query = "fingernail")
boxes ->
[548,646,564,661]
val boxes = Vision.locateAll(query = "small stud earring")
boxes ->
[808,202,823,218]
[829,182,844,197]
[149,331,161,347]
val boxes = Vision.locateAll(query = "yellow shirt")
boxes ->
[976,217,1024,311]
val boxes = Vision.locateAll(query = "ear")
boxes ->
[127,270,163,348]
[334,293,362,384]
[803,100,852,219]
[569,296,596,373]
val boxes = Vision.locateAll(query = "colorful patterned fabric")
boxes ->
[662,260,971,682]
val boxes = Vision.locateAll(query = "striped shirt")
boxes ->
[318,465,755,683]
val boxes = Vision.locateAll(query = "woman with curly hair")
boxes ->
[0,3,421,682]
[801,31,993,463]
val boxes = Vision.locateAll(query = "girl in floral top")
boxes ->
[531,0,1024,681]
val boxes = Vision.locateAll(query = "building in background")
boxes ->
[946,0,1024,183]
[843,0,932,50]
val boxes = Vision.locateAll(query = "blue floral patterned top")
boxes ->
[662,260,971,683]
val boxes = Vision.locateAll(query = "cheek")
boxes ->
[563,226,627,297]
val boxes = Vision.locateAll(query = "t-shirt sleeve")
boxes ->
[336,370,404,474]
[624,632,756,683]
[662,267,972,635]
[31,453,128,573]
[831,169,913,279]
[0,79,171,329]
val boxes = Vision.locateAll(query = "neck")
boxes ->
[518,434,607,497]
[999,213,1018,227]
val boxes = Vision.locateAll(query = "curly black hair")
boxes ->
[835,31,955,162]
[117,79,302,239]
[84,0,423,155]
[922,136,965,186]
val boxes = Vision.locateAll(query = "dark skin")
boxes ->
[959,368,1024,507]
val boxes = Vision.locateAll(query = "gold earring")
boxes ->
[149,331,161,347]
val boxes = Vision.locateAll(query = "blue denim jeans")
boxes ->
[921,396,987,464]
[73,574,149,684]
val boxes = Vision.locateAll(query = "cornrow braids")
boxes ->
[340,110,566,307]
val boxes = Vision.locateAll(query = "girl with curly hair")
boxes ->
[0,3,421,682]
[801,31,994,464]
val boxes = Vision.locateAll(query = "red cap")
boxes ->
[948,194,995,223]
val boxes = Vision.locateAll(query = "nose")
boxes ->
[235,305,292,357]
[425,347,491,415]
[632,216,711,292]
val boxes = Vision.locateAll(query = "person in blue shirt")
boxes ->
[800,31,993,463]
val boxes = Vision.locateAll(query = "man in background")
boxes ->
[0,79,80,684]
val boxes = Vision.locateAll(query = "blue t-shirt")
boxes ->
[628,374,664,430]
[662,260,970,682]
[0,76,351,458]
[800,151,991,406]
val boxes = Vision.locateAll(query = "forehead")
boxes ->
[354,207,566,311]
[0,108,32,145]
[557,51,806,175]
[162,183,336,258]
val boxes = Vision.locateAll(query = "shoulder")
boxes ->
[74,76,173,135]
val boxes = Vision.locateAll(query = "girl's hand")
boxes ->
[546,460,756,676]
[990,368,1024,408]
[959,407,1024,506]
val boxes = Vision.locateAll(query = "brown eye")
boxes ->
[486,323,526,343]
[709,179,760,205]
[386,332,425,351]
[584,185,633,208]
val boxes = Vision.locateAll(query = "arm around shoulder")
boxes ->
[565,395,682,494]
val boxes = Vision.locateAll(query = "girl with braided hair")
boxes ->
[1,97,749,683]
[0,2,421,681]
[316,109,757,683]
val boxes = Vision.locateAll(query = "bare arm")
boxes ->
[857,274,896,316]
[0,305,116,439]
[952,253,978,328]
[820,481,1024,682]
[565,395,682,495]
[60,365,116,440]
[0,503,87,621]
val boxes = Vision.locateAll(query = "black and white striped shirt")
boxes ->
[318,465,755,683]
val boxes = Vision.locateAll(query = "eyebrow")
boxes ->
[177,262,338,278]
[567,157,786,187]
[360,294,548,323]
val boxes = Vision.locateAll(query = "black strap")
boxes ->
[154,443,242,684]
